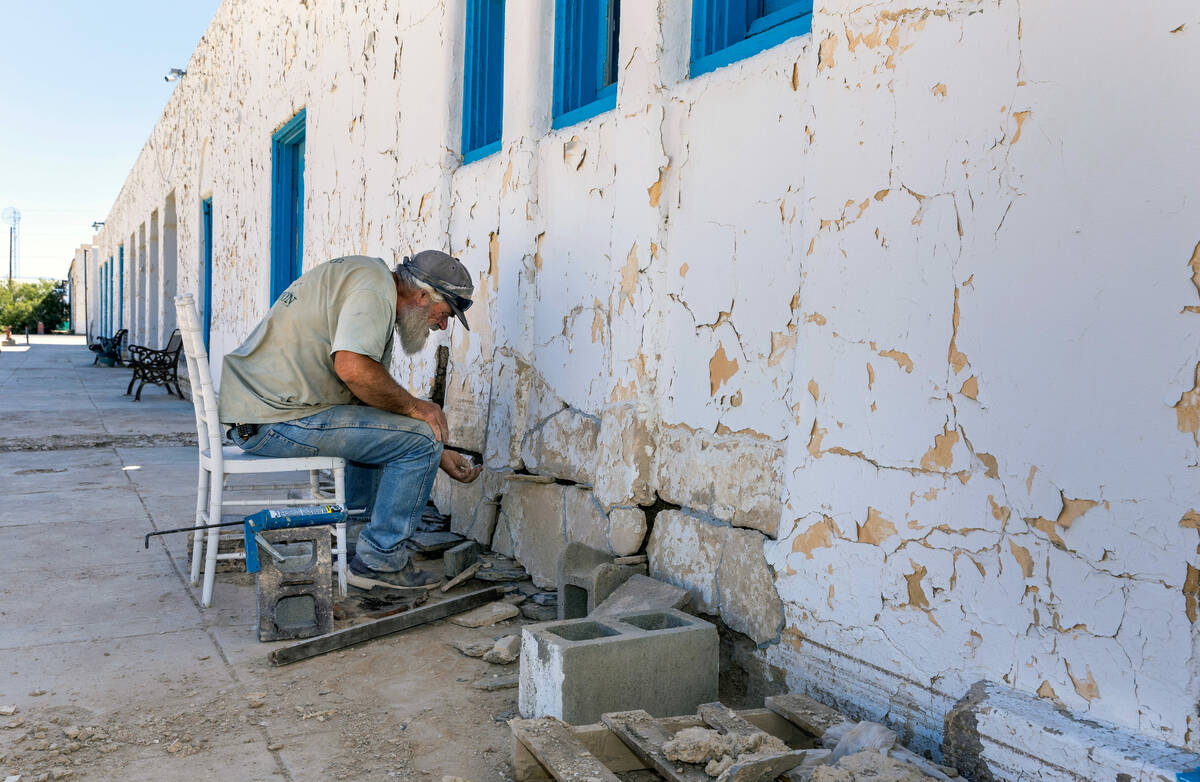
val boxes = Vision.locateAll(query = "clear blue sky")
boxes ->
[0,1,223,281]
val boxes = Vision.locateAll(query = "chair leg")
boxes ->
[201,477,224,608]
[334,466,348,596]
[191,467,211,586]
[126,375,136,395]
[134,381,145,401]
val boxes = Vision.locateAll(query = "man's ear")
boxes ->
[415,288,430,305]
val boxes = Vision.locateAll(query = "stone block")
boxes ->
[522,407,601,485]
[557,542,644,620]
[607,506,648,556]
[495,478,566,588]
[593,403,655,509]
[255,527,333,642]
[519,608,719,725]
[593,574,691,617]
[563,485,611,552]
[647,511,782,643]
[655,425,785,537]
[443,540,481,578]
[943,680,1200,782]
[448,468,503,546]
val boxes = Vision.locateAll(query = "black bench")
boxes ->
[89,328,128,366]
[125,329,184,401]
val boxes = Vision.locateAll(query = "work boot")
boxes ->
[347,555,442,591]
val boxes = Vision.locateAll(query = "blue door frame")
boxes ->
[202,198,214,349]
[117,247,124,330]
[270,110,306,302]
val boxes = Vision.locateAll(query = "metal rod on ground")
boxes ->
[268,585,504,666]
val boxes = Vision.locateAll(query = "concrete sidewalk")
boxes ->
[0,338,521,781]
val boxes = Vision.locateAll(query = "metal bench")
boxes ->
[125,329,184,401]
[89,328,128,366]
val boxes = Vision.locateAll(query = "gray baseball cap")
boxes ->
[398,250,474,330]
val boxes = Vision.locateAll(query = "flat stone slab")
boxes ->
[593,574,690,617]
[450,601,520,627]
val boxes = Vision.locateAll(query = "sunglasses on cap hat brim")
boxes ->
[407,265,473,330]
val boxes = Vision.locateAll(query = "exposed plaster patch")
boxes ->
[619,243,638,314]
[531,231,544,274]
[808,379,819,401]
[1010,110,1032,144]
[1036,680,1060,701]
[989,496,1011,525]
[768,331,797,366]
[1026,495,1099,548]
[904,562,930,609]
[648,164,669,207]
[1181,510,1200,554]
[1178,363,1200,444]
[563,136,586,170]
[960,375,979,399]
[932,82,947,97]
[1186,565,1199,623]
[488,231,501,287]
[792,516,836,559]
[977,452,998,478]
[1026,466,1037,494]
[679,262,689,277]
[817,33,838,71]
[1065,661,1100,702]
[858,507,897,546]
[805,312,827,326]
[791,62,800,91]
[919,425,958,471]
[867,362,876,389]
[1187,240,1200,299]
[418,190,434,220]
[1009,540,1034,578]
[807,420,826,458]
[879,348,913,373]
[709,343,739,395]
[948,287,969,374]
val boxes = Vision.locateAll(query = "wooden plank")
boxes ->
[698,702,769,741]
[601,710,710,782]
[512,709,813,782]
[268,585,503,666]
[511,718,622,782]
[764,693,851,738]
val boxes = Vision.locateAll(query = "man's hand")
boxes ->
[407,398,449,442]
[441,450,482,483]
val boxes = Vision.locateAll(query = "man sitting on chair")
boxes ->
[218,251,481,590]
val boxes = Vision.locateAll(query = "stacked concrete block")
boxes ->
[255,527,333,642]
[519,608,718,725]
[557,542,644,620]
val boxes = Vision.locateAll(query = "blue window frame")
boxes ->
[117,246,124,330]
[462,0,506,164]
[691,0,813,77]
[271,110,306,302]
[201,198,214,349]
[552,0,620,129]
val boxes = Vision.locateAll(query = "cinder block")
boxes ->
[519,608,718,725]
[557,542,645,620]
[256,527,333,642]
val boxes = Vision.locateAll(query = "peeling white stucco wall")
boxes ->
[92,0,1200,766]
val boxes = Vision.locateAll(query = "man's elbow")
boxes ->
[333,351,372,387]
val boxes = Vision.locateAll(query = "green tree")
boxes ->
[0,280,67,332]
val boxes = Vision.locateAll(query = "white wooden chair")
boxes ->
[175,294,349,607]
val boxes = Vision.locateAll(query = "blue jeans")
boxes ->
[231,405,443,571]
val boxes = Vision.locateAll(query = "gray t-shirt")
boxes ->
[218,256,396,424]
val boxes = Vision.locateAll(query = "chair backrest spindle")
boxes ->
[174,295,225,466]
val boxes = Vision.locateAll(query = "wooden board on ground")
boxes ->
[510,718,621,782]
[512,709,814,782]
[764,693,850,737]
[601,709,711,782]
[698,702,771,741]
[269,585,504,666]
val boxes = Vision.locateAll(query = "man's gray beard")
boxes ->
[396,303,432,355]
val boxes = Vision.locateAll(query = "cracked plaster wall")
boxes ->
[94,0,1200,763]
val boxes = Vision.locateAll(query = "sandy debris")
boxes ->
[809,750,942,781]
